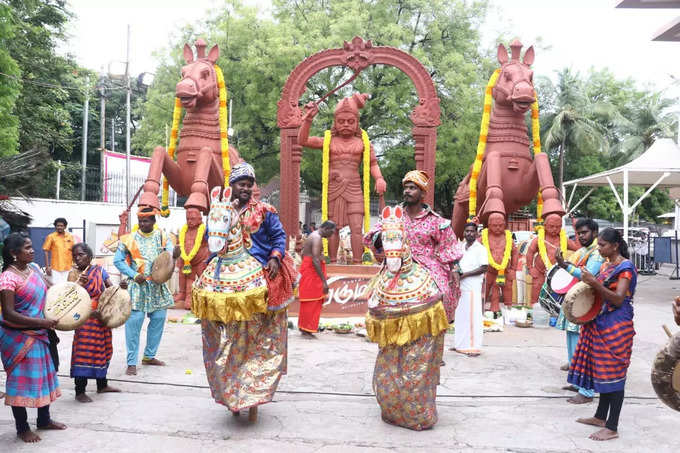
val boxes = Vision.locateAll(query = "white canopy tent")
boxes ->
[563,138,680,241]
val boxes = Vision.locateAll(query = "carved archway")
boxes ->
[277,36,440,238]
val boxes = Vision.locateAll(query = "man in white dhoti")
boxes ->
[453,222,488,356]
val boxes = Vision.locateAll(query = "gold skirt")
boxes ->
[373,332,444,430]
[201,310,288,411]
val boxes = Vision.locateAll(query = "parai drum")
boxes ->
[151,251,174,284]
[546,264,578,295]
[651,331,680,412]
[562,281,603,325]
[45,282,92,330]
[97,286,132,329]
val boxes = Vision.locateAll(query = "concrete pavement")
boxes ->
[1,272,679,452]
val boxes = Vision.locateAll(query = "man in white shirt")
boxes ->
[453,222,488,356]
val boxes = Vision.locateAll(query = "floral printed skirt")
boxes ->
[373,332,444,430]
[201,310,288,412]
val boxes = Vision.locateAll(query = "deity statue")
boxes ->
[482,213,518,312]
[298,93,387,264]
[526,214,578,304]
[174,207,209,309]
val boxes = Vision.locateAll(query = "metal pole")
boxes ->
[81,75,90,201]
[125,24,131,227]
[111,118,115,152]
[56,160,61,200]
[623,169,629,243]
[100,82,106,201]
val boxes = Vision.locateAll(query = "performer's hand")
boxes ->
[581,269,597,286]
[266,258,280,279]
[555,249,565,268]
[134,273,146,284]
[78,272,88,287]
[119,279,129,290]
[172,245,181,259]
[375,178,387,194]
[90,310,101,321]
[323,282,329,295]
[40,318,58,329]
[45,265,52,276]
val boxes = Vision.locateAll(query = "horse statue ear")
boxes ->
[210,186,221,204]
[183,43,194,64]
[207,44,219,64]
[497,43,509,65]
[394,206,403,219]
[382,206,392,219]
[523,45,535,66]
[222,186,232,202]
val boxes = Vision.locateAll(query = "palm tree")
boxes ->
[608,91,676,165]
[542,69,608,196]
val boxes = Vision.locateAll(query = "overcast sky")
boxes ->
[64,0,679,93]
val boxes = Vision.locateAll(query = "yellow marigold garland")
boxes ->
[179,223,206,274]
[321,130,331,259]
[537,226,567,269]
[214,65,230,186]
[160,64,230,217]
[321,128,372,262]
[481,228,512,285]
[468,68,500,221]
[160,98,183,217]
[361,129,372,263]
[531,90,544,225]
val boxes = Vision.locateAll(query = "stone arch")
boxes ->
[276,36,440,237]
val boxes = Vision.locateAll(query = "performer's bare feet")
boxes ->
[38,420,66,430]
[300,330,317,339]
[560,363,569,371]
[589,428,618,441]
[97,386,121,393]
[562,385,578,392]
[126,365,137,375]
[248,406,258,422]
[18,430,41,443]
[142,358,166,366]
[576,417,606,427]
[568,394,593,404]
[75,393,93,403]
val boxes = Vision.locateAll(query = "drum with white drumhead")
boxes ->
[97,286,131,329]
[45,282,92,330]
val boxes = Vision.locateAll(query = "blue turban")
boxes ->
[229,162,256,184]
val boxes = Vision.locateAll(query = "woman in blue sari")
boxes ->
[568,228,637,441]
[0,232,66,443]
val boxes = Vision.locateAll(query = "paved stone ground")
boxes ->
[1,272,679,452]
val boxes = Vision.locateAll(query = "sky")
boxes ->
[64,0,680,94]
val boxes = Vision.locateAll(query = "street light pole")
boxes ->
[99,71,106,201]
[81,75,90,201]
[125,24,131,227]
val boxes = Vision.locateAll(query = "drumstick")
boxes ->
[663,324,673,339]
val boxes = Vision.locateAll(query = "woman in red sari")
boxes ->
[70,243,122,402]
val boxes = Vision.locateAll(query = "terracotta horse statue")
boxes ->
[364,205,448,431]
[192,186,267,307]
[139,39,247,214]
[451,40,564,238]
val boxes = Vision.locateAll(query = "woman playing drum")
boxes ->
[0,232,66,443]
[567,228,637,441]
[70,243,123,403]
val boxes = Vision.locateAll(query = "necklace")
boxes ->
[10,264,31,279]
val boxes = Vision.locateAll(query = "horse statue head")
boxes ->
[207,186,239,254]
[176,38,220,111]
[380,206,411,274]
[493,39,535,114]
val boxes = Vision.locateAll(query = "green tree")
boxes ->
[0,3,21,157]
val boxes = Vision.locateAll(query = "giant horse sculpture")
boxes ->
[139,39,245,213]
[451,40,564,238]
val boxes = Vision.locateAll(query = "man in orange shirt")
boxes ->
[42,217,74,284]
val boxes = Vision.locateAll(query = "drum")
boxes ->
[562,281,603,325]
[546,264,578,295]
[651,331,680,412]
[537,283,563,317]
[97,286,132,328]
[67,269,80,282]
[45,282,92,331]
[151,251,174,284]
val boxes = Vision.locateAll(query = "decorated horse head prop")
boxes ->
[365,206,440,310]
[207,186,238,254]
[192,186,268,315]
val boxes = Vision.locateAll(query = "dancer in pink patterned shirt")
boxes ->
[364,170,462,322]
